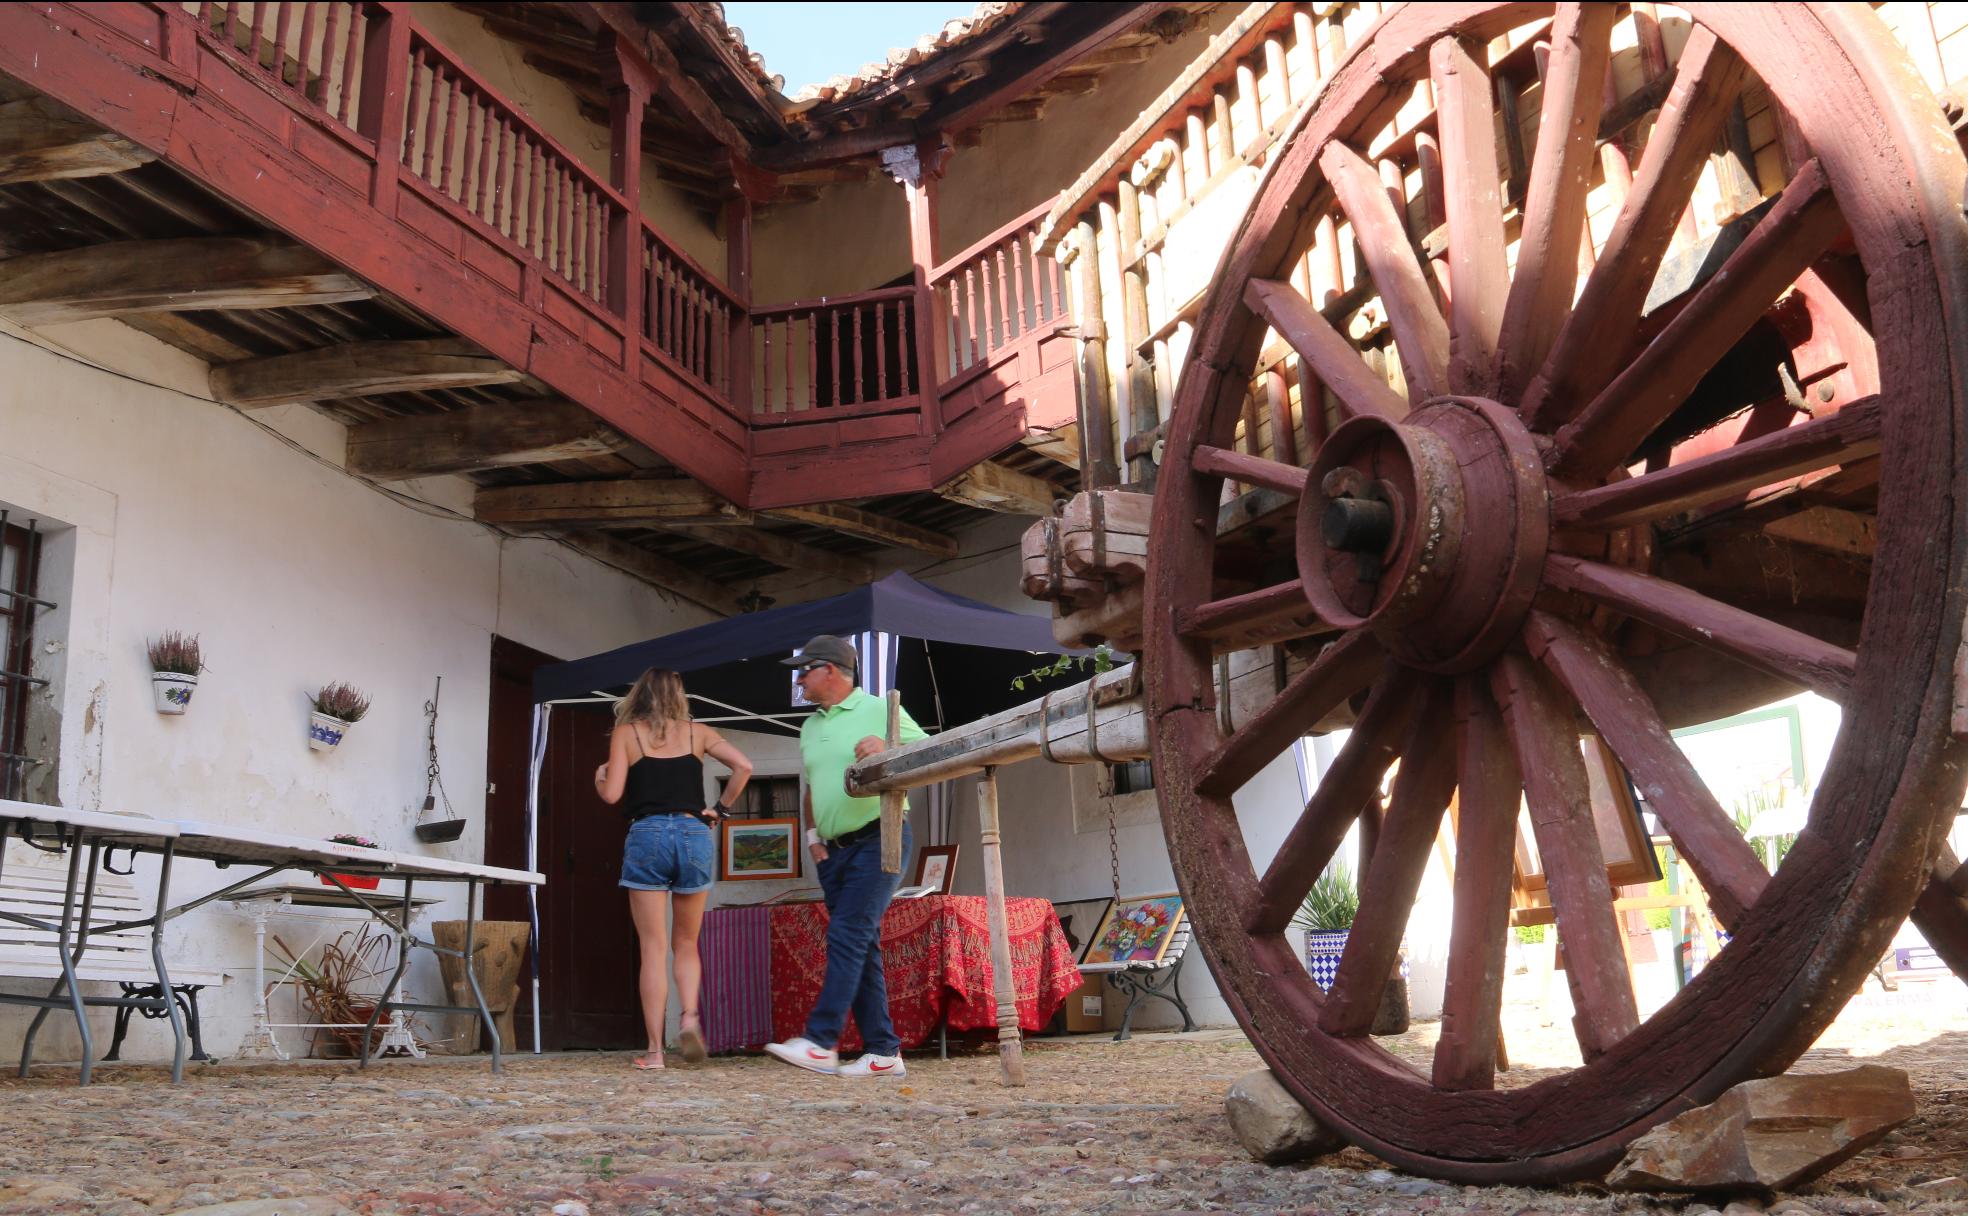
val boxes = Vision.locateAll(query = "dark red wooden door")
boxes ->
[485,637,643,1050]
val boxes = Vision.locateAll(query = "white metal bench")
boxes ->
[1076,917,1195,1041]
[0,842,224,1060]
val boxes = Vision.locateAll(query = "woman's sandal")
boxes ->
[677,1012,707,1065]
[633,1052,665,1071]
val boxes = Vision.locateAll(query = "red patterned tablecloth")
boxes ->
[768,895,1082,1054]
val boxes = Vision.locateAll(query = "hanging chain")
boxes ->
[1107,793,1122,903]
[422,676,454,818]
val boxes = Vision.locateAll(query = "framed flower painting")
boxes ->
[1081,892,1185,966]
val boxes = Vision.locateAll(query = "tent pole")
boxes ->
[977,765,1026,1086]
[527,702,550,1055]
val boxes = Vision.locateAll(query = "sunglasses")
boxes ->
[794,662,831,676]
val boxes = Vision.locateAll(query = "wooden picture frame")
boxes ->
[1082,892,1185,966]
[719,817,800,881]
[1509,735,1662,920]
[911,844,959,894]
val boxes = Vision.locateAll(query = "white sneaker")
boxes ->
[764,1036,838,1074]
[838,1052,906,1078]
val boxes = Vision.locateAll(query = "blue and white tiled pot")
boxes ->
[1305,930,1349,991]
[152,672,197,715]
[309,711,351,751]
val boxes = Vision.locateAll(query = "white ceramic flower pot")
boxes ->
[152,672,197,715]
[309,711,352,751]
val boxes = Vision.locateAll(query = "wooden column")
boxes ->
[606,39,648,361]
[1068,219,1120,488]
[1115,179,1158,488]
[977,766,1027,1086]
[724,193,753,411]
[881,690,905,875]
[895,139,945,433]
[357,2,412,213]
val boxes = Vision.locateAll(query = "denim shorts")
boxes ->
[620,815,715,894]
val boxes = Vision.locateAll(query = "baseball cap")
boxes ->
[781,634,858,674]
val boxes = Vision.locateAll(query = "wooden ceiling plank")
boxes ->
[475,478,749,527]
[664,524,876,582]
[211,338,523,408]
[0,236,370,326]
[761,502,960,557]
[559,532,742,617]
[0,96,155,185]
[936,459,1062,515]
[346,397,631,482]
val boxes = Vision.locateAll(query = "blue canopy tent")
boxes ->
[518,571,1076,1051]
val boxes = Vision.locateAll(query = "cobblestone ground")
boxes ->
[0,985,1964,1216]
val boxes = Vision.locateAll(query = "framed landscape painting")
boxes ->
[1082,893,1185,966]
[720,818,800,881]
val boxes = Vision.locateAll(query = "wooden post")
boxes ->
[977,766,1027,1086]
[880,689,905,875]
[605,63,646,357]
[901,140,943,430]
[724,194,753,410]
[357,2,412,213]
[1115,179,1158,488]
[1069,219,1119,488]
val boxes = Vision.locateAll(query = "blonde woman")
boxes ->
[595,667,753,1069]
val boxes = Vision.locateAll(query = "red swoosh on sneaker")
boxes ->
[807,1050,831,1061]
[870,1061,895,1072]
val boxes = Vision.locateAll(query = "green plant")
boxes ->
[1010,645,1119,692]
[146,631,203,676]
[312,682,372,723]
[580,1155,617,1181]
[1729,786,1798,873]
[1513,923,1548,945]
[1291,862,1359,932]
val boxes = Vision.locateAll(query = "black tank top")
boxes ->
[621,724,705,819]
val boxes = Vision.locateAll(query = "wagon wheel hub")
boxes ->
[1297,396,1548,672]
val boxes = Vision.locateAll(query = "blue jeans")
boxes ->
[804,821,910,1056]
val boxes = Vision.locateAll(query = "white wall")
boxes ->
[0,317,711,1063]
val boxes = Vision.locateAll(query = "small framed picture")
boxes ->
[1082,892,1185,966]
[720,817,801,881]
[911,844,959,895]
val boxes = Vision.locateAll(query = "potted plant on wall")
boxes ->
[309,682,371,751]
[1292,862,1359,992]
[147,631,202,715]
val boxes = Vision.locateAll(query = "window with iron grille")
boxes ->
[0,514,53,803]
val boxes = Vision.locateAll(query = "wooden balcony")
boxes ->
[0,2,1077,511]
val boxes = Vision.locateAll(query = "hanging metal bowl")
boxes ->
[415,819,467,844]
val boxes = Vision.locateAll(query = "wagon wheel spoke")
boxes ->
[1177,580,1329,650]
[1318,141,1451,400]
[1489,652,1639,1059]
[1192,444,1309,496]
[1495,3,1619,401]
[1320,680,1457,1037]
[1196,630,1383,797]
[1245,279,1411,422]
[1430,34,1509,397]
[1522,25,1749,429]
[1432,675,1524,1090]
[1551,161,1845,478]
[1247,668,1425,935]
[1545,553,1857,701]
[1525,611,1768,929]
[1550,395,1882,529]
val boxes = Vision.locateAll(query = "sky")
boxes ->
[719,2,982,93]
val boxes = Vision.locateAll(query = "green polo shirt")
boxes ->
[802,688,927,840]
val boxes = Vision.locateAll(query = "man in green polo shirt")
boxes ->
[764,635,927,1079]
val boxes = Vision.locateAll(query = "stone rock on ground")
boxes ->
[1223,1067,1347,1165]
[163,1200,354,1216]
[1608,1064,1916,1193]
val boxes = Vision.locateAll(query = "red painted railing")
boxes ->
[750,287,920,416]
[402,28,622,306]
[931,202,1070,381]
[642,223,741,398]
[188,1,377,133]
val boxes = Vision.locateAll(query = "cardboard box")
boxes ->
[1062,973,1107,1033]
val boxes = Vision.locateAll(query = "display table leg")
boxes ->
[977,767,1026,1086]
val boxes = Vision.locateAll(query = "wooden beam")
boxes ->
[558,532,740,617]
[761,503,959,558]
[937,460,1062,515]
[345,398,630,482]
[1021,423,1082,471]
[475,478,748,527]
[0,237,369,326]
[664,524,876,582]
[0,95,154,184]
[211,339,523,408]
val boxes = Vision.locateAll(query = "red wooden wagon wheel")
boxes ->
[1145,2,1968,1183]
